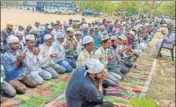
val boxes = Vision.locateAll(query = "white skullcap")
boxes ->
[15,30,24,37]
[47,25,53,29]
[129,31,135,36]
[27,24,32,28]
[145,23,149,26]
[39,26,45,32]
[30,26,40,33]
[75,31,82,36]
[66,27,74,32]
[26,34,35,41]
[56,32,65,39]
[110,36,117,40]
[161,24,167,27]
[7,21,13,25]
[118,34,127,40]
[101,35,110,42]
[7,35,19,44]
[94,25,99,29]
[82,24,89,29]
[82,36,94,45]
[44,34,52,40]
[84,59,104,76]
[99,25,105,29]
[19,24,24,29]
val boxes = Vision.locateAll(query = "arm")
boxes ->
[2,55,21,74]
[86,85,103,103]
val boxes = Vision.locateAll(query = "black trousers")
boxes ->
[82,101,114,107]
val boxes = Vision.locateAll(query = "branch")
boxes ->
[153,1,163,9]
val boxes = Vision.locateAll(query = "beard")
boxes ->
[112,45,117,49]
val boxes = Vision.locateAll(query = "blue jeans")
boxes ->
[57,58,76,73]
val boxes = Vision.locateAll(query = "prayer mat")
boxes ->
[1,74,72,107]
[46,51,156,107]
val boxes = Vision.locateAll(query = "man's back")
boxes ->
[66,67,99,107]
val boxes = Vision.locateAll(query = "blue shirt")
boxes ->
[2,51,23,82]
[94,31,102,49]
[66,67,103,107]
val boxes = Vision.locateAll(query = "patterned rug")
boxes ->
[1,51,155,107]
[1,74,72,107]
[46,51,155,107]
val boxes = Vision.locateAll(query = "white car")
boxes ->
[68,10,76,15]
[44,6,59,14]
[58,8,69,14]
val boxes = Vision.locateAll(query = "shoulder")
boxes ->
[95,48,102,55]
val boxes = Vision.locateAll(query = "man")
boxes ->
[15,30,25,51]
[82,23,89,37]
[22,34,52,85]
[75,31,83,55]
[1,22,14,49]
[89,27,95,38]
[52,32,75,73]
[68,19,73,27]
[24,24,32,36]
[95,35,124,86]
[108,36,130,74]
[94,25,102,49]
[14,24,25,34]
[39,34,66,78]
[39,24,53,44]
[29,26,41,46]
[64,27,78,61]
[51,22,59,40]
[2,35,37,94]
[77,36,95,67]
[66,59,114,107]
[1,63,16,99]
[34,21,40,29]
[156,29,175,56]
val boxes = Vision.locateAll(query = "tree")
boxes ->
[146,1,163,18]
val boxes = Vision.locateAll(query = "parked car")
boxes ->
[82,9,103,17]
[68,10,76,15]
[44,6,58,14]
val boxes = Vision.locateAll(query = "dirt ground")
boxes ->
[146,32,175,107]
[1,8,175,107]
[1,8,104,29]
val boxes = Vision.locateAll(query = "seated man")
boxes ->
[66,59,114,107]
[52,32,75,73]
[156,29,175,56]
[1,64,16,99]
[108,36,130,74]
[95,35,124,87]
[23,34,52,85]
[39,34,66,78]
[2,35,37,94]
[64,27,78,61]
[77,36,95,67]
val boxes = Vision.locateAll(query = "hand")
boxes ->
[21,53,26,59]
[17,55,23,62]
[50,53,57,57]
[98,72,106,84]
[108,56,115,61]
[99,57,103,61]
[73,42,77,47]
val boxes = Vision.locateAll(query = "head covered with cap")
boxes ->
[83,36,94,45]
[84,59,105,77]
[7,35,19,44]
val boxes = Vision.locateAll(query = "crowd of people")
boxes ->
[0,15,174,106]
